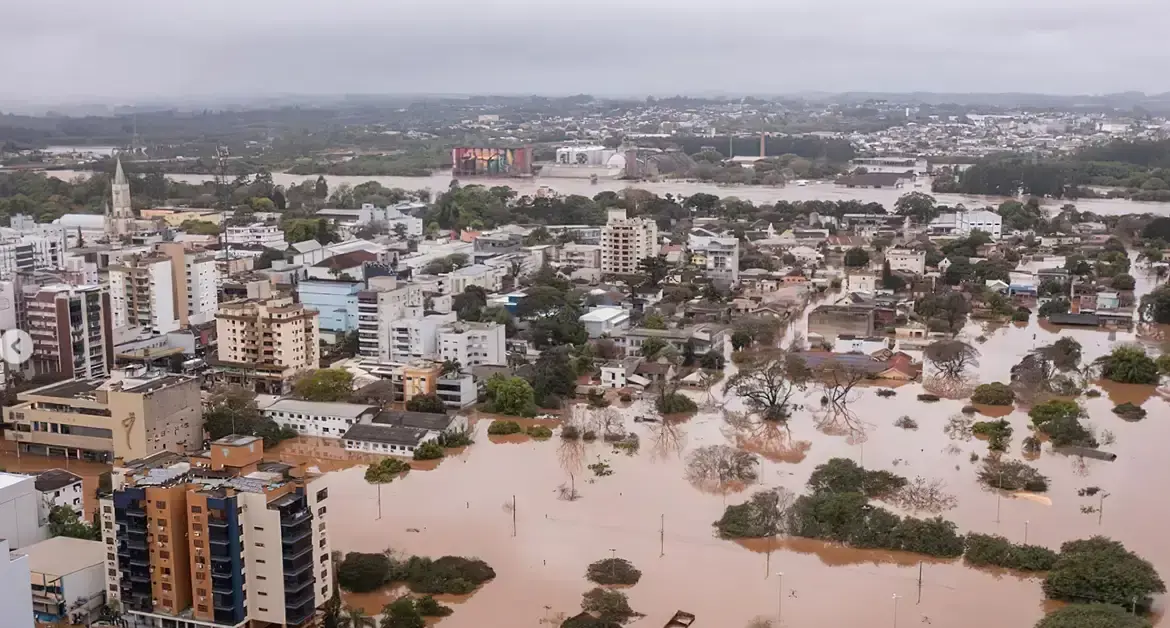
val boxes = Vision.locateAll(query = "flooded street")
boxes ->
[260,265,1170,627]
[46,169,1170,217]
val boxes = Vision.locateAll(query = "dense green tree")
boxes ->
[337,553,392,593]
[965,533,1059,571]
[531,347,578,405]
[637,255,672,287]
[1044,537,1165,610]
[806,458,907,498]
[485,376,536,416]
[1096,345,1159,384]
[844,247,870,267]
[894,192,939,224]
[47,506,100,540]
[1029,399,1096,447]
[405,393,446,414]
[294,369,353,402]
[204,385,296,447]
[1039,299,1071,317]
[380,597,425,628]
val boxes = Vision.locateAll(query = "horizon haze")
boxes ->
[4,0,1169,107]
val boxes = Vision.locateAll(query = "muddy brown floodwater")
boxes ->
[261,264,1170,627]
[5,267,1169,627]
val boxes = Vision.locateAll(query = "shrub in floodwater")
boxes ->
[806,458,907,498]
[582,429,598,441]
[619,392,633,403]
[876,388,897,397]
[713,489,790,539]
[561,425,581,440]
[436,426,474,447]
[1030,400,1097,447]
[656,392,698,414]
[894,415,918,430]
[526,425,553,439]
[580,587,640,624]
[487,420,522,435]
[588,461,613,476]
[972,419,1013,452]
[1022,436,1041,454]
[961,405,977,414]
[978,458,1049,492]
[585,558,642,585]
[393,555,496,595]
[1112,402,1147,421]
[964,533,1058,571]
[337,552,392,592]
[971,382,1016,406]
[1084,389,1102,398]
[1035,603,1151,628]
[416,595,453,617]
[918,393,940,402]
[412,441,444,460]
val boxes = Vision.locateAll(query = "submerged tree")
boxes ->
[924,340,980,379]
[713,488,795,539]
[723,352,811,421]
[1043,537,1165,611]
[685,445,759,492]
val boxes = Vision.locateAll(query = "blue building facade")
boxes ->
[298,280,361,332]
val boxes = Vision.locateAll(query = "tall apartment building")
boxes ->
[2,367,203,462]
[438,321,505,367]
[214,294,320,394]
[101,436,332,628]
[109,254,182,334]
[24,283,113,380]
[600,208,658,275]
[159,243,220,327]
[357,277,423,361]
[389,315,453,362]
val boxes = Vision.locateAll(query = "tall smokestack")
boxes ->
[760,132,766,158]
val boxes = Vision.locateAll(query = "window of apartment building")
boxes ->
[155,501,166,509]
[162,583,171,592]
[107,553,115,561]
[191,506,202,513]
[108,569,116,577]
[316,488,328,501]
[256,575,266,581]
[159,534,169,543]
[198,605,208,613]
[162,567,171,575]
[321,569,327,581]
[160,551,170,560]
[319,553,328,563]
[256,559,265,564]
[318,506,326,516]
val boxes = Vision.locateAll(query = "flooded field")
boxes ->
[259,267,1170,627]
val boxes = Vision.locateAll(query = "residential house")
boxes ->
[580,307,631,338]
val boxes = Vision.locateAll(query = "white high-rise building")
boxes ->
[108,254,181,334]
[357,277,424,361]
[438,321,506,367]
[601,208,658,275]
[185,253,219,325]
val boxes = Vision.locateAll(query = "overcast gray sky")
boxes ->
[3,0,1168,104]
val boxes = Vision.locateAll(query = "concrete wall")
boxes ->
[0,540,34,628]
[0,474,43,549]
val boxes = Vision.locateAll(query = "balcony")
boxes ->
[282,527,312,545]
[284,574,314,595]
[207,518,228,529]
[280,509,311,528]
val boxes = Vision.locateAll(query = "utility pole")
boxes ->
[916,562,923,604]
[995,471,1003,523]
[512,495,517,537]
[659,514,664,557]
[1024,520,1030,544]
[892,594,900,628]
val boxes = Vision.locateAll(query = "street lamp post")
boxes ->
[776,572,784,626]
[892,593,900,628]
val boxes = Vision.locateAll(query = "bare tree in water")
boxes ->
[815,360,871,407]
[648,418,687,460]
[685,445,760,493]
[924,340,980,379]
[723,351,811,421]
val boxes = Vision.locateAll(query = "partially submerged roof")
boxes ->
[264,399,377,419]
[34,469,83,492]
[342,422,428,446]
